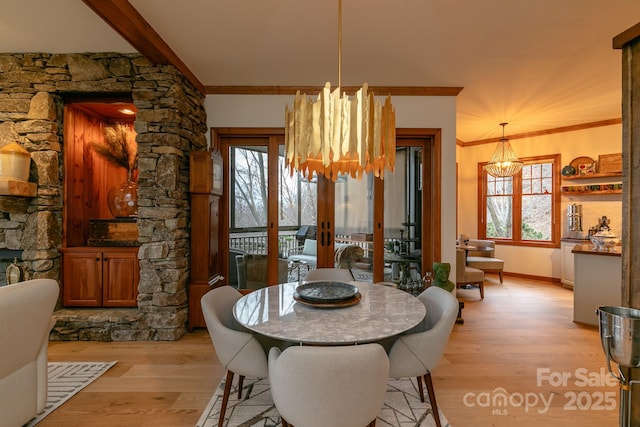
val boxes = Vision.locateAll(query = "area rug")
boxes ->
[196,376,450,427]
[25,361,117,426]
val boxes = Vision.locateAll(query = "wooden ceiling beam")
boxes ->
[82,0,205,95]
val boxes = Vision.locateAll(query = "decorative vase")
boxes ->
[0,142,31,181]
[107,179,138,218]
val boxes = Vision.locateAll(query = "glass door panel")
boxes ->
[228,144,271,290]
[277,145,317,282]
[383,145,424,290]
[334,174,374,282]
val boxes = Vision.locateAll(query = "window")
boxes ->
[229,146,316,231]
[478,154,560,247]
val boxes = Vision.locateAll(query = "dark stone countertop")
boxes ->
[572,243,621,257]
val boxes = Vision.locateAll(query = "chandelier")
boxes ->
[484,122,523,177]
[284,0,396,182]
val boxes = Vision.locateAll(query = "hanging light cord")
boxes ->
[338,0,342,89]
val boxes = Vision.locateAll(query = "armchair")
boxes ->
[456,248,485,298]
[287,238,317,268]
[236,254,288,289]
[465,239,504,283]
[0,279,59,427]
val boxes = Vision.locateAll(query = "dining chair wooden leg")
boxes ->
[479,281,484,299]
[424,372,442,427]
[416,375,425,402]
[218,370,234,427]
[237,375,245,399]
[280,418,290,427]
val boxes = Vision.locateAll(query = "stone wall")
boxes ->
[0,52,207,340]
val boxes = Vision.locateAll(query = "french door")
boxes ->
[214,128,440,288]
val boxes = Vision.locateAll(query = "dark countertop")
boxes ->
[561,237,589,243]
[572,243,621,257]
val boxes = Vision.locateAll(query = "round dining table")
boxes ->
[232,281,426,345]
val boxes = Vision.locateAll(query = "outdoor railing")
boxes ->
[229,231,415,258]
[230,231,300,258]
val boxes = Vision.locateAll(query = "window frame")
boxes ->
[477,154,561,248]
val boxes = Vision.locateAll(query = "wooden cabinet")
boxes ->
[560,241,580,289]
[61,247,139,307]
[188,151,222,329]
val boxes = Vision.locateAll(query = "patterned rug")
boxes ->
[196,376,450,427]
[25,361,117,426]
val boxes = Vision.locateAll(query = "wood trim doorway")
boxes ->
[212,127,442,286]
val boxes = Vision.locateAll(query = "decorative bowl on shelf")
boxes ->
[590,231,618,251]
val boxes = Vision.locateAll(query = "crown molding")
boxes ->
[459,118,622,147]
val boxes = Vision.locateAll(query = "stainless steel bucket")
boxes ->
[597,306,640,368]
[597,306,640,426]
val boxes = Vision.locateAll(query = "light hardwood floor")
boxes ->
[42,276,618,427]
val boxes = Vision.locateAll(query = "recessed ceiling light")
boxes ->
[118,108,136,115]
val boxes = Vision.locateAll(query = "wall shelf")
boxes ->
[562,189,621,195]
[561,184,622,195]
[563,172,622,180]
[0,179,36,197]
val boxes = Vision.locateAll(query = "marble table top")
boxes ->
[233,281,426,345]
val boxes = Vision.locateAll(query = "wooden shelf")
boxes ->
[562,190,622,195]
[0,178,36,197]
[562,179,622,194]
[563,172,622,180]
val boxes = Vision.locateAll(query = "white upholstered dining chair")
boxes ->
[201,286,269,427]
[303,267,354,282]
[387,286,458,427]
[269,343,389,427]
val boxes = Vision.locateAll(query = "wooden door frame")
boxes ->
[372,128,442,282]
[212,127,441,285]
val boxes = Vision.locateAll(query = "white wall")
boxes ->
[205,94,458,272]
[456,124,622,280]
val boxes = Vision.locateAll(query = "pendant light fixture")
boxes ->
[484,122,523,177]
[284,0,396,182]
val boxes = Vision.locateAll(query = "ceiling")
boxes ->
[2,0,640,143]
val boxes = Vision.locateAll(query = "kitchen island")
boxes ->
[572,243,622,326]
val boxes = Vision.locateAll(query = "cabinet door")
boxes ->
[103,251,139,307]
[561,242,577,288]
[209,197,220,277]
[63,251,102,306]
[189,284,212,330]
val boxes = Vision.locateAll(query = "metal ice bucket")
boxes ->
[597,306,640,427]
[597,306,640,368]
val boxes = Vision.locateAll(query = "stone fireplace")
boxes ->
[0,52,207,340]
